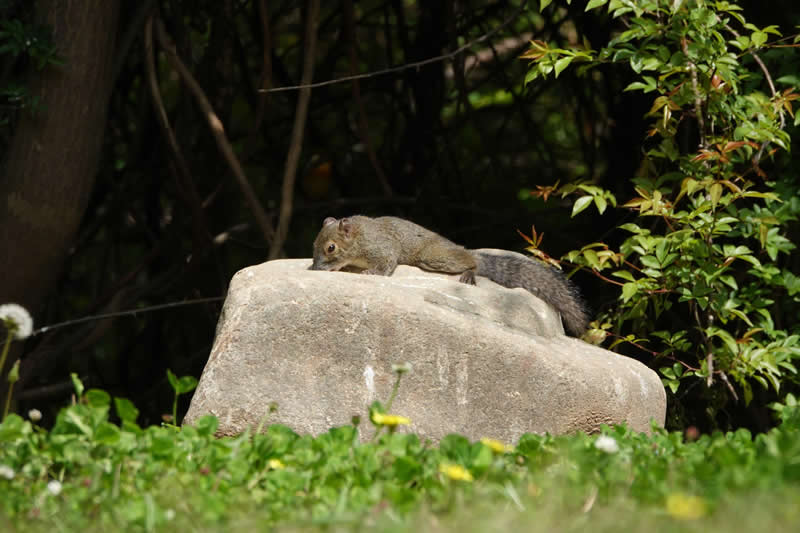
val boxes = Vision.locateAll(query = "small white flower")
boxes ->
[47,479,62,496]
[594,435,620,454]
[0,465,15,480]
[28,409,42,422]
[0,303,34,340]
[165,509,176,521]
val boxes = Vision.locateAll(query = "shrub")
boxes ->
[523,0,800,428]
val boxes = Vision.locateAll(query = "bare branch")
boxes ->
[343,0,393,197]
[154,17,275,243]
[253,0,273,132]
[268,0,320,259]
[259,2,526,94]
[144,17,191,182]
[144,16,211,250]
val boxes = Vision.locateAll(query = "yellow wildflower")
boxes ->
[666,492,707,520]
[439,463,473,482]
[480,438,514,454]
[370,412,411,427]
[267,459,285,470]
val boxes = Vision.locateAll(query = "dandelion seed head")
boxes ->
[46,480,62,496]
[594,435,620,454]
[0,304,33,340]
[0,465,14,480]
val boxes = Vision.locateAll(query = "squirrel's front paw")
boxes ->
[459,270,477,285]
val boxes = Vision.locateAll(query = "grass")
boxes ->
[1,381,799,532]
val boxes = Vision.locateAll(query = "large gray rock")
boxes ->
[184,256,666,441]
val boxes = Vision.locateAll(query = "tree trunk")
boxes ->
[0,0,120,315]
[0,0,120,407]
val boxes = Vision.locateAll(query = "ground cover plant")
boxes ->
[1,376,799,532]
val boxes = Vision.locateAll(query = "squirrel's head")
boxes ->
[310,217,361,272]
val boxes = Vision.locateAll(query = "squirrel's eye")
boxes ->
[327,243,336,253]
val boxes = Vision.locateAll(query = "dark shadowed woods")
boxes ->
[1,0,798,430]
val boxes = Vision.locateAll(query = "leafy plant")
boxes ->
[523,0,800,425]
[166,369,198,425]
[1,383,799,531]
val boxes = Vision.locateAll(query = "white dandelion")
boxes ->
[0,303,33,340]
[594,435,620,454]
[46,480,62,496]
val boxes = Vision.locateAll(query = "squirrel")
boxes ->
[310,215,590,337]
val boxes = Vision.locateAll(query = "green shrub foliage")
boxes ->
[524,0,800,424]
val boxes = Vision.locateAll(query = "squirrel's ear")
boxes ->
[339,218,353,235]
[322,217,337,227]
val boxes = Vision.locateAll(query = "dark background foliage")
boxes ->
[1,0,798,430]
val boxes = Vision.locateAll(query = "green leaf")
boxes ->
[0,414,27,441]
[621,282,638,302]
[640,255,661,269]
[176,375,199,395]
[585,0,607,11]
[751,31,767,48]
[624,76,657,93]
[540,0,553,12]
[65,408,93,437]
[619,223,645,234]
[167,369,179,392]
[95,421,121,445]
[583,249,601,269]
[594,195,608,214]
[150,432,177,457]
[114,397,140,424]
[662,379,680,394]
[728,308,754,327]
[70,372,85,398]
[192,415,220,437]
[86,389,111,409]
[655,239,669,263]
[709,183,722,207]
[554,56,574,78]
[612,270,635,282]
[572,195,593,217]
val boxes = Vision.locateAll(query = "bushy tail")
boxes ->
[473,250,590,337]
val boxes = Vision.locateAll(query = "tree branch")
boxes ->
[681,37,706,148]
[268,0,319,259]
[153,17,275,244]
[253,0,273,133]
[343,0,392,197]
[144,16,210,250]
